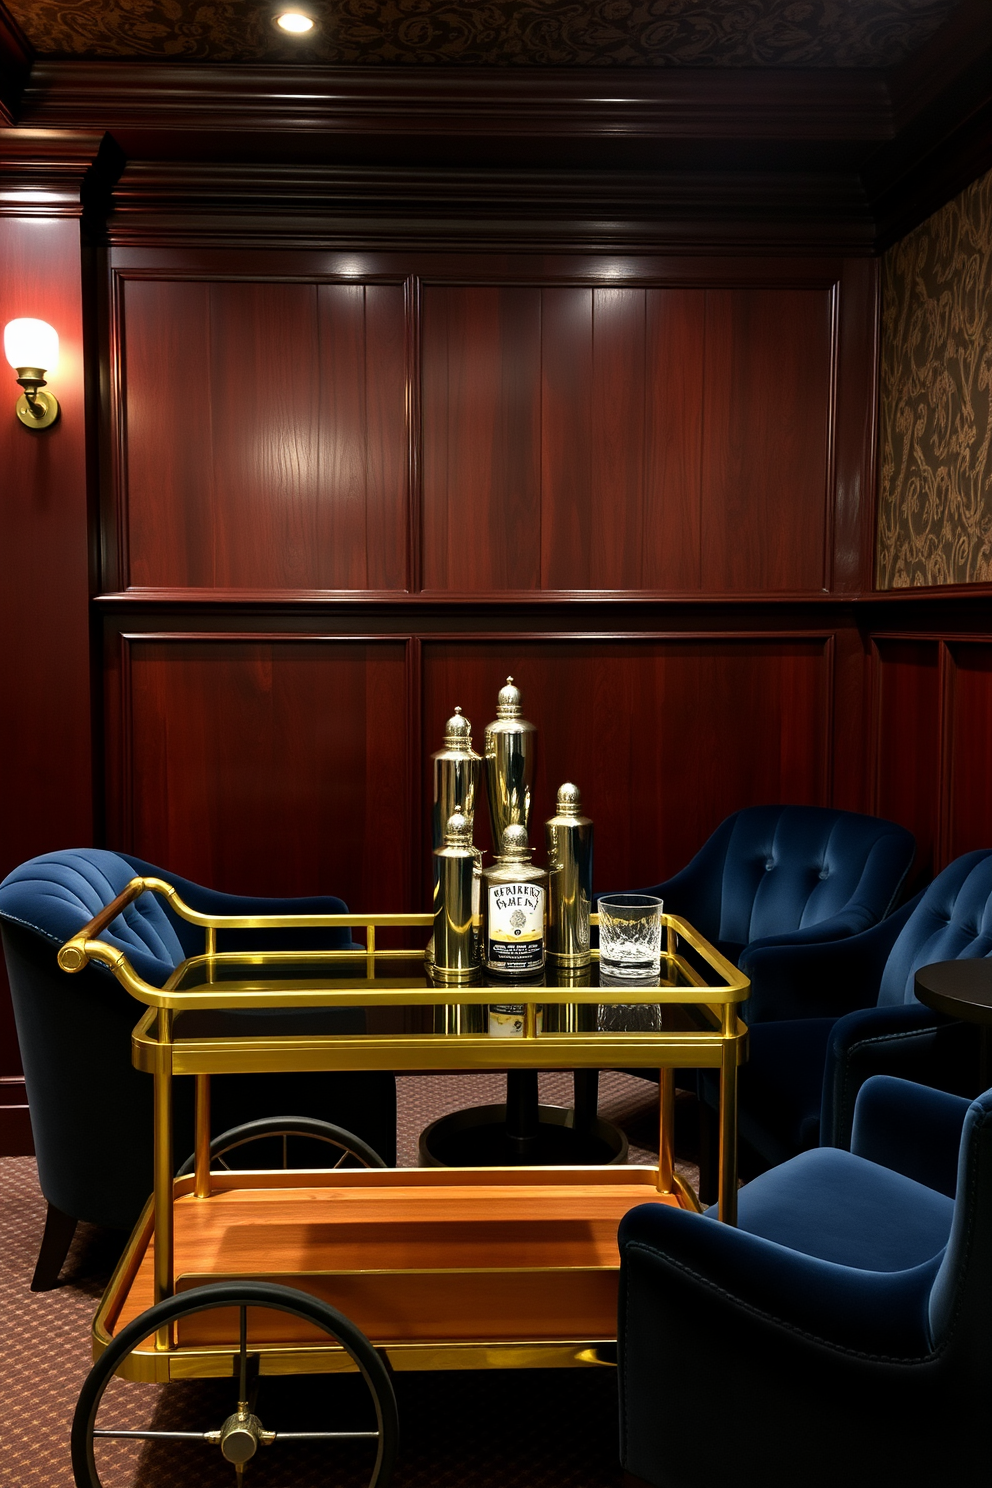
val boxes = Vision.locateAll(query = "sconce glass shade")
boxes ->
[4,318,59,374]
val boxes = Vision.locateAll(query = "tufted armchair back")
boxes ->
[0,848,190,987]
[716,806,913,952]
[634,805,916,966]
[877,849,992,1007]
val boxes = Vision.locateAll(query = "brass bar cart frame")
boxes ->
[59,878,749,1384]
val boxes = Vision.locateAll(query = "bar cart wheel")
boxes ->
[71,1280,399,1488]
[177,1115,388,1175]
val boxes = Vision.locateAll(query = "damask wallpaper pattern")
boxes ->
[877,169,992,589]
[5,0,960,67]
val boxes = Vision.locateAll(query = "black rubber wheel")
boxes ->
[71,1280,398,1487]
[177,1115,387,1176]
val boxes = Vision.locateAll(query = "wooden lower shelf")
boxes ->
[112,1167,678,1349]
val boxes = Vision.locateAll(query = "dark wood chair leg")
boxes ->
[30,1202,78,1291]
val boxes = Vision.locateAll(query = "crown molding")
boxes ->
[102,160,874,252]
[16,61,892,160]
[0,126,115,214]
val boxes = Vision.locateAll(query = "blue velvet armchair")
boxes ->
[619,1075,991,1488]
[699,848,992,1168]
[625,804,915,974]
[0,849,397,1288]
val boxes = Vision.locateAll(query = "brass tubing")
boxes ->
[717,1006,738,1226]
[205,926,216,986]
[657,1067,675,1194]
[523,1002,538,1038]
[194,1075,211,1199]
[366,925,376,980]
[57,879,148,969]
[153,1008,175,1344]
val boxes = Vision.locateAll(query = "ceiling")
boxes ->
[3,0,965,69]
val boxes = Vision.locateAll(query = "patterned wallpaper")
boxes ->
[877,168,992,589]
[6,0,961,67]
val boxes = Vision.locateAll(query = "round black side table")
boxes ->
[914,959,992,1087]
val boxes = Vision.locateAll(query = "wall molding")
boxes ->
[100,162,876,253]
[19,61,893,148]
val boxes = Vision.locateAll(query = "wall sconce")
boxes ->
[4,318,60,429]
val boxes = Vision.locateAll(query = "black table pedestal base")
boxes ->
[419,1101,629,1167]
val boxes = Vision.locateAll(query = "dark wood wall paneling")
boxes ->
[0,196,93,1150]
[99,613,845,922]
[869,618,992,889]
[420,635,834,892]
[104,632,414,912]
[420,282,834,594]
[106,251,868,601]
[93,248,869,946]
[118,279,409,591]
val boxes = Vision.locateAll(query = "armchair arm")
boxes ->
[850,1076,969,1198]
[820,1003,978,1152]
[619,1203,936,1358]
[738,896,918,1023]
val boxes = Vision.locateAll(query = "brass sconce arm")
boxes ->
[13,366,59,426]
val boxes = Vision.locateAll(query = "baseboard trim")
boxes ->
[0,1083,34,1155]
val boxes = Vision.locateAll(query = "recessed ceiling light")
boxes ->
[276,11,315,33]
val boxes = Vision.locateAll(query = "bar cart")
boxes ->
[58,876,749,1487]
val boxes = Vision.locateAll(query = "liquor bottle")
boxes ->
[545,782,593,967]
[481,822,548,978]
[426,811,480,984]
[484,677,536,854]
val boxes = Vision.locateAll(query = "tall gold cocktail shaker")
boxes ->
[484,677,536,850]
[545,782,593,967]
[431,706,482,866]
[427,810,480,984]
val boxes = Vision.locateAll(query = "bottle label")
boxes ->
[489,1004,544,1037]
[486,882,545,973]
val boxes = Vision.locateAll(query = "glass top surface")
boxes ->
[168,952,707,995]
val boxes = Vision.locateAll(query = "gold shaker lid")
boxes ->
[499,823,531,858]
[444,810,473,846]
[496,676,522,719]
[556,782,582,815]
[443,706,473,749]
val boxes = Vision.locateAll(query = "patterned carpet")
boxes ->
[0,1071,695,1488]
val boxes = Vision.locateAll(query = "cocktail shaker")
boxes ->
[431,706,482,863]
[427,811,479,984]
[484,677,536,851]
[545,782,593,967]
